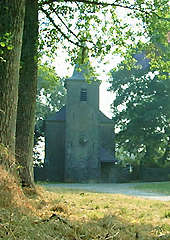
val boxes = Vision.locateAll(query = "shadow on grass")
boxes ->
[1,209,169,240]
[1,185,170,240]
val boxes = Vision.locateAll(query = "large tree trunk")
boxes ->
[0,1,25,167]
[15,0,38,187]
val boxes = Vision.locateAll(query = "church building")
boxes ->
[44,64,116,182]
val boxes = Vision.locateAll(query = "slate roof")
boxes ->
[67,65,87,81]
[46,107,113,124]
[67,64,98,82]
[98,110,113,124]
[46,106,66,121]
[46,107,113,125]
[99,147,116,163]
[133,51,150,70]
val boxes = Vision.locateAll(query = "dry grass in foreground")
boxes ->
[0,169,170,240]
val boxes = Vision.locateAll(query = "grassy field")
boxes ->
[133,182,170,195]
[1,184,170,240]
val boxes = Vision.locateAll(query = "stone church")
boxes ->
[44,64,116,182]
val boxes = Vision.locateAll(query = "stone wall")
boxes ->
[34,164,170,183]
[34,165,132,183]
[65,104,100,182]
[139,167,170,182]
[45,120,65,181]
[100,164,132,183]
[34,167,46,182]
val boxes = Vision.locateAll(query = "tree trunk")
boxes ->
[15,0,38,187]
[142,145,152,166]
[0,1,25,166]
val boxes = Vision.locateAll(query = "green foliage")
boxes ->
[109,1,169,166]
[36,62,66,125]
[0,32,13,50]
[115,147,141,167]
[0,32,14,62]
[110,54,170,166]
[34,63,66,164]
[119,0,170,75]
[38,0,170,72]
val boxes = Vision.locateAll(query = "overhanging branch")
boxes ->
[39,0,170,21]
[55,13,80,42]
[40,6,83,48]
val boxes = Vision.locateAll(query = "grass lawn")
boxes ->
[1,185,170,240]
[133,182,170,195]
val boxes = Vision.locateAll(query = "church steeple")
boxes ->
[66,64,90,82]
[65,63,100,110]
[65,47,100,110]
[64,61,101,182]
[66,46,95,82]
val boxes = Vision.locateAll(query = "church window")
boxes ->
[80,88,87,101]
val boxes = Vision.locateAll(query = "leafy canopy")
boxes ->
[110,51,170,166]
[38,0,170,72]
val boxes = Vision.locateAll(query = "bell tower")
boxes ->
[64,64,101,182]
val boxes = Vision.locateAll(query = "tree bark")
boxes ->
[0,1,25,163]
[15,0,38,187]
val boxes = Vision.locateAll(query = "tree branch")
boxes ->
[55,12,80,41]
[40,3,96,49]
[39,0,170,21]
[40,6,83,47]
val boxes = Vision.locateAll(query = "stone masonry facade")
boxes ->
[44,64,116,182]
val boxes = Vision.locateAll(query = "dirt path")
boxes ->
[44,183,170,201]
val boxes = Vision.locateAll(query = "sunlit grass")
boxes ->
[133,182,170,195]
[1,179,170,239]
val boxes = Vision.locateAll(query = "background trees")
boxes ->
[108,0,169,168]
[110,23,170,167]
[34,63,66,165]
[36,63,66,125]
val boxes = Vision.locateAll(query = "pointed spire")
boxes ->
[66,46,100,85]
[68,64,88,81]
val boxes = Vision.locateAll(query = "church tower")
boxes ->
[43,61,116,183]
[64,65,101,182]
